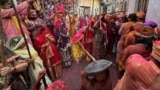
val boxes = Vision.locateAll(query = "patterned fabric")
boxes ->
[57,24,72,68]
[92,27,105,59]
[151,40,160,62]
[71,43,85,63]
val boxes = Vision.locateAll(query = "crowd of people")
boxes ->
[114,13,160,89]
[0,0,160,90]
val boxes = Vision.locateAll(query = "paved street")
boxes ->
[59,54,118,90]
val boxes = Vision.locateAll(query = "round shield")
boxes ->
[84,59,112,74]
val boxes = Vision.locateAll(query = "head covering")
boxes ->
[55,4,65,13]
[46,80,67,90]
[154,26,160,38]
[134,23,154,38]
[70,26,86,43]
[144,21,157,28]
[6,36,25,51]
[151,40,160,62]
[136,12,145,19]
[84,59,112,74]
[87,17,95,27]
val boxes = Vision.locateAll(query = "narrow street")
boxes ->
[60,54,118,90]
[1,0,160,90]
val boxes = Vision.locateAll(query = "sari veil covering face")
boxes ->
[33,27,62,81]
[5,35,52,90]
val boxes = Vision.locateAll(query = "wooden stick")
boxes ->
[0,6,8,89]
[91,0,95,16]
[78,42,96,61]
[10,0,35,69]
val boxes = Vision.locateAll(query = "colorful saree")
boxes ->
[6,36,52,90]
[33,27,62,81]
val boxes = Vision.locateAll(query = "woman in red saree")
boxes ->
[82,19,95,61]
[33,27,62,81]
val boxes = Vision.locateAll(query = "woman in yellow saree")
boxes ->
[67,14,86,63]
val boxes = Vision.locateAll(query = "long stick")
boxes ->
[78,42,96,61]
[91,0,95,15]
[10,0,35,68]
[0,6,8,89]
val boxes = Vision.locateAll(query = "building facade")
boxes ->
[75,0,100,16]
[127,0,149,14]
[127,0,160,25]
[100,0,128,15]
[146,0,160,25]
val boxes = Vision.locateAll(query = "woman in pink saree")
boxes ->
[33,27,62,81]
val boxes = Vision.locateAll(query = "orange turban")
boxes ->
[134,23,154,38]
[136,12,145,19]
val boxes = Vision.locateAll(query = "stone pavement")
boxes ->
[59,54,118,90]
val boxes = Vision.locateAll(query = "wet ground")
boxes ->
[59,54,118,90]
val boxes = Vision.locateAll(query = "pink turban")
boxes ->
[55,4,65,13]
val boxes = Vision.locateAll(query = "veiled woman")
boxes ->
[6,35,51,90]
[33,27,62,81]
